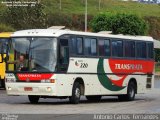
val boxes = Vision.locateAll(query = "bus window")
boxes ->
[124,41,135,58]
[84,38,97,56]
[98,39,110,57]
[147,42,153,59]
[77,37,83,55]
[91,38,97,56]
[136,42,146,59]
[104,40,110,57]
[112,40,123,57]
[84,38,91,55]
[70,37,76,55]
[98,40,105,56]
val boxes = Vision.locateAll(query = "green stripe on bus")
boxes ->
[97,58,126,91]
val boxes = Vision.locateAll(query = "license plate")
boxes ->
[24,87,33,91]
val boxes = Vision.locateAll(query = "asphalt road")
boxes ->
[0,80,160,120]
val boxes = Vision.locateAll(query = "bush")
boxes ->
[90,13,148,35]
[89,13,113,32]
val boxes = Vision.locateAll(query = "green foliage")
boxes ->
[0,0,159,39]
[0,23,15,32]
[90,13,113,32]
[155,49,160,62]
[111,14,148,35]
[145,17,160,40]
[46,13,93,30]
[90,13,148,35]
[41,0,160,17]
[3,3,46,30]
[46,13,72,29]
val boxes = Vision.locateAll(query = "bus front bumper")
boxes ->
[5,83,57,96]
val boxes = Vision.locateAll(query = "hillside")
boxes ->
[42,0,160,39]
[42,0,160,17]
[0,0,159,39]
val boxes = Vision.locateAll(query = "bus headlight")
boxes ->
[7,87,12,90]
[46,87,52,92]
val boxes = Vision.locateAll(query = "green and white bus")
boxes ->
[3,29,154,104]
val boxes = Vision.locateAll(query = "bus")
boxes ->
[0,32,13,88]
[3,29,154,104]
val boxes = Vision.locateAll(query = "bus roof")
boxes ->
[0,32,12,38]
[11,29,153,41]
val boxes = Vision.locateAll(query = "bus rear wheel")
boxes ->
[69,82,81,104]
[118,81,136,101]
[28,95,40,104]
[0,78,5,89]
[86,95,102,102]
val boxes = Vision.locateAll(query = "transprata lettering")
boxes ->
[115,64,143,70]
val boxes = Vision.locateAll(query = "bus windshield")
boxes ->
[10,37,57,72]
[0,38,9,54]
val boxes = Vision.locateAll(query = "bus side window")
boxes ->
[84,38,97,56]
[124,41,135,58]
[111,40,123,57]
[76,37,83,55]
[98,39,110,57]
[59,39,69,72]
[147,42,154,59]
[136,41,146,59]
[70,37,76,55]
[91,38,97,56]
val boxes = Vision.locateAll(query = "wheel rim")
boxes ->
[75,88,80,98]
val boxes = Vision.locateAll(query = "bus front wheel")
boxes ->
[69,82,81,104]
[28,95,40,104]
[118,81,136,101]
[0,78,5,89]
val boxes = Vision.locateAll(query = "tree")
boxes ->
[3,2,46,30]
[90,13,148,35]
[155,49,160,62]
[90,13,113,32]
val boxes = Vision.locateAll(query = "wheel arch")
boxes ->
[74,77,85,95]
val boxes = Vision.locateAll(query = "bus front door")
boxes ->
[58,39,69,72]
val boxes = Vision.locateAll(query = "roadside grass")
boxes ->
[155,67,160,73]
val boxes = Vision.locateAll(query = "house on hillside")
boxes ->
[121,0,160,4]
[139,0,160,4]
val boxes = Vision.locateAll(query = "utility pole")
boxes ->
[60,0,62,10]
[99,0,101,11]
[85,0,87,32]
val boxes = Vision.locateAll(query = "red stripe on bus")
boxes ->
[108,59,154,86]
[17,73,53,81]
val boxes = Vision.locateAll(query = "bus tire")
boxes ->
[1,79,6,89]
[28,95,40,104]
[0,77,5,89]
[69,82,81,104]
[86,95,102,102]
[118,81,136,101]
